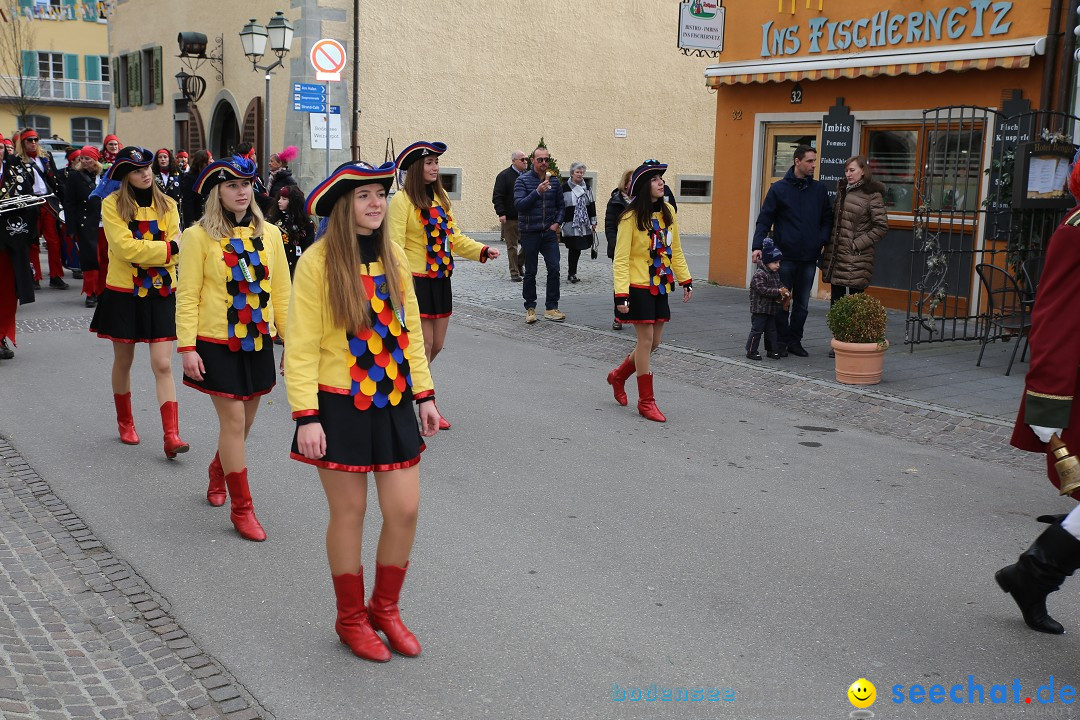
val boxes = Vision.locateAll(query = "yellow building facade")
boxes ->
[106,0,718,233]
[0,0,111,146]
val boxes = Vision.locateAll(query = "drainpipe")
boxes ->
[1042,0,1063,113]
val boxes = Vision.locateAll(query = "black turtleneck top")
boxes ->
[358,233,379,265]
[132,184,154,207]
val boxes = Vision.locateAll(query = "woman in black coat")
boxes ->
[64,148,104,307]
[179,150,211,229]
[604,169,632,330]
[560,161,596,284]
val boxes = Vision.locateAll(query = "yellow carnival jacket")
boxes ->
[101,194,181,295]
[386,190,489,277]
[612,204,693,299]
[284,240,434,420]
[174,221,291,352]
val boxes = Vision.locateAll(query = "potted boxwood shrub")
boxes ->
[826,293,889,385]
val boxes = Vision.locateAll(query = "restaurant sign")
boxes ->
[761,0,1013,58]
[679,0,725,52]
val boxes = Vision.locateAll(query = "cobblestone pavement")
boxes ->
[0,438,273,720]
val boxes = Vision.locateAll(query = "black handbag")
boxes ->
[590,231,599,260]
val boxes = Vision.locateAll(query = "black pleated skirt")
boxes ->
[290,390,424,473]
[413,276,453,319]
[183,338,276,400]
[617,286,671,325]
[89,289,177,343]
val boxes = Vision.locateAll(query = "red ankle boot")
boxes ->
[223,468,266,541]
[636,373,666,423]
[206,453,226,506]
[332,572,391,662]
[113,393,140,445]
[159,401,189,459]
[606,355,636,406]
[368,561,421,657]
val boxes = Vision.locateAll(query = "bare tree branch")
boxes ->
[0,2,39,128]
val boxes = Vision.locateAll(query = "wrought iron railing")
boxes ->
[0,76,111,103]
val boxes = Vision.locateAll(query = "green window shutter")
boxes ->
[152,46,162,105]
[112,56,120,107]
[126,52,140,107]
[85,56,101,101]
[20,50,35,78]
[17,0,32,9]
[60,0,76,19]
[63,53,79,99]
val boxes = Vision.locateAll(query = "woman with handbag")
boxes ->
[287,161,439,661]
[560,162,596,284]
[604,170,633,330]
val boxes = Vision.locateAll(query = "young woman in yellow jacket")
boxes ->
[386,141,499,429]
[176,157,291,542]
[608,161,693,422]
[287,161,439,662]
[89,146,189,458]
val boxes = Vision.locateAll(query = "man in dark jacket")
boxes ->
[492,150,527,281]
[514,146,565,323]
[0,142,38,359]
[752,144,832,356]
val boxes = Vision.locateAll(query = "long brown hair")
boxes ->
[402,157,450,210]
[115,172,173,223]
[624,189,674,231]
[844,155,873,184]
[323,188,406,335]
[198,183,265,239]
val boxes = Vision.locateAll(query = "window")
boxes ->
[676,175,713,203]
[98,56,109,83]
[71,117,103,145]
[34,0,61,8]
[439,168,462,200]
[23,115,51,138]
[865,127,918,213]
[862,123,985,219]
[37,51,62,80]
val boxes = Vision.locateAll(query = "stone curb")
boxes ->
[453,299,1036,472]
[0,437,275,720]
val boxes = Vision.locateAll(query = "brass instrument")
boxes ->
[0,193,51,216]
[1050,434,1080,496]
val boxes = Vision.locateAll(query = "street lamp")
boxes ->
[239,11,294,179]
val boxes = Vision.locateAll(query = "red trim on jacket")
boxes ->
[413,389,434,400]
[177,345,196,353]
[292,409,319,419]
[318,384,351,395]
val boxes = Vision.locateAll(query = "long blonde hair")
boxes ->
[402,157,450,211]
[115,172,173,223]
[197,183,265,239]
[323,189,405,335]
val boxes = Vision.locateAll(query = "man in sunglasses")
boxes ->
[514,146,566,324]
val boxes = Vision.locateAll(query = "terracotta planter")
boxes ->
[831,338,889,385]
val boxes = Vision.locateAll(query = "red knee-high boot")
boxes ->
[606,354,636,406]
[332,572,391,662]
[206,453,226,506]
[113,393,140,445]
[81,269,98,296]
[159,401,189,459]
[368,561,422,657]
[223,469,266,541]
[636,373,667,423]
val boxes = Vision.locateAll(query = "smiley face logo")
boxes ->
[847,678,876,709]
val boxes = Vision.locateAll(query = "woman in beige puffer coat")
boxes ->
[821,155,888,303]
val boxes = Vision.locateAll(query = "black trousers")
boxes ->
[830,284,863,305]
[747,311,781,353]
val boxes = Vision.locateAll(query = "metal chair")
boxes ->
[974,262,1032,376]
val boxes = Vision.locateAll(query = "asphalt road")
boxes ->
[1,284,1078,720]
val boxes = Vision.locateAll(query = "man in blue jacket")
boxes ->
[752,144,833,357]
[514,145,565,323]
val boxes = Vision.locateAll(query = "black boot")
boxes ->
[995,523,1080,634]
[745,332,762,361]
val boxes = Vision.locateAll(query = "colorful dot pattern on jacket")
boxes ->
[418,206,455,278]
[127,219,173,297]
[346,274,412,411]
[221,234,271,352]
[648,217,675,295]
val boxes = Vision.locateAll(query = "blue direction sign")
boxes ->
[293,98,326,112]
[293,82,326,97]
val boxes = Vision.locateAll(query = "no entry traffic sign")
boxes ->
[310,38,346,82]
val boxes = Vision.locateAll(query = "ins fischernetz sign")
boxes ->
[761,0,1014,58]
[679,1,725,52]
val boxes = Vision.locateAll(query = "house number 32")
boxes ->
[731,110,743,120]
[790,83,803,104]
